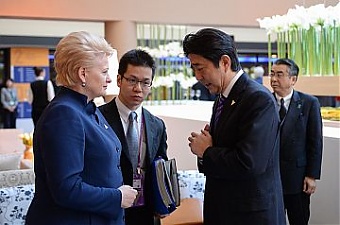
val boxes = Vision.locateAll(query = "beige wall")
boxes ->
[0,18,269,43]
[0,19,104,37]
[1,0,339,27]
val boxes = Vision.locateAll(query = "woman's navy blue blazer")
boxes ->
[26,87,125,225]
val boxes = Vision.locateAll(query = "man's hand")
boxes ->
[303,177,316,194]
[188,124,212,158]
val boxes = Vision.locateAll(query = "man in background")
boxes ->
[253,65,264,84]
[100,49,168,225]
[270,58,323,225]
[192,81,217,101]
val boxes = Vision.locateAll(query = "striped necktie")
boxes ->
[214,95,227,127]
[127,111,138,172]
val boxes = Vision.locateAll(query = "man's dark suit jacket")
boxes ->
[99,98,168,224]
[199,74,286,225]
[279,90,323,195]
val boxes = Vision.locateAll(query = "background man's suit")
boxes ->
[199,74,286,225]
[100,98,168,225]
[279,90,323,223]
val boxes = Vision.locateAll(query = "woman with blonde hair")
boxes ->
[25,31,137,225]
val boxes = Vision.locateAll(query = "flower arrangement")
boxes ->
[19,132,34,160]
[138,41,196,101]
[19,132,33,147]
[257,2,340,76]
[137,24,197,103]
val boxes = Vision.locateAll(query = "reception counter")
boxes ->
[145,100,340,225]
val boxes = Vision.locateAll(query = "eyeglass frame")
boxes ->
[269,71,295,79]
[120,75,153,88]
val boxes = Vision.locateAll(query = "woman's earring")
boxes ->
[81,82,86,87]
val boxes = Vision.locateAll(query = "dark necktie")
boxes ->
[127,112,138,172]
[214,95,227,127]
[279,98,286,122]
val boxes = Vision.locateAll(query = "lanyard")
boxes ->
[136,116,145,174]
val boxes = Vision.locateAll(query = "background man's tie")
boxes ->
[127,111,138,171]
[279,98,287,122]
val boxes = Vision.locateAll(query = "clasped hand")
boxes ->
[188,124,212,158]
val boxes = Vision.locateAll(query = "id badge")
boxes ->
[132,173,145,207]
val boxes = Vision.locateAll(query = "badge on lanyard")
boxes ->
[132,117,146,207]
[132,169,145,207]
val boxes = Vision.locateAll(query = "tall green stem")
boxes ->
[334,26,340,76]
[268,34,272,74]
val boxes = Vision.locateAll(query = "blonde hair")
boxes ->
[54,31,115,87]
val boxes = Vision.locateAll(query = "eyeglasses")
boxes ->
[121,75,152,88]
[269,71,291,79]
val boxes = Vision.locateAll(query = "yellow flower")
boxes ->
[19,132,33,146]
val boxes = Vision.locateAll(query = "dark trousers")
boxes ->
[3,108,17,128]
[125,206,160,225]
[284,192,311,225]
[32,108,45,126]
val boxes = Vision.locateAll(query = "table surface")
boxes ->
[160,198,203,225]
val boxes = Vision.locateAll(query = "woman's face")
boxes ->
[83,55,112,101]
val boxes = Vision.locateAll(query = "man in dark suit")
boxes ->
[184,28,285,225]
[192,81,217,101]
[270,58,323,225]
[100,49,168,225]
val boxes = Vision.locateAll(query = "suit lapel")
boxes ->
[214,74,247,136]
[142,108,157,163]
[281,91,303,145]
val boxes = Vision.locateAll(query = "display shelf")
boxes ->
[323,119,340,128]
[263,76,340,96]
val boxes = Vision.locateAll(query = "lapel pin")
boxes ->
[231,100,236,106]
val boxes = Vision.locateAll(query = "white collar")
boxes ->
[36,76,45,81]
[275,89,293,104]
[115,97,142,123]
[221,69,244,98]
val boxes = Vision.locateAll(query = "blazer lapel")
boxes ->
[280,91,302,146]
[102,99,131,162]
